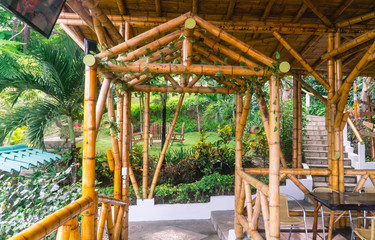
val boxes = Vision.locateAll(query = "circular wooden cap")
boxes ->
[279,61,290,73]
[83,54,96,66]
[185,18,196,29]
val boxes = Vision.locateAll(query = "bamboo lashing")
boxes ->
[148,93,185,198]
[59,24,84,50]
[321,30,375,60]
[143,92,150,199]
[337,11,375,28]
[96,77,112,138]
[105,63,268,76]
[9,197,92,240]
[97,203,109,240]
[96,13,190,59]
[272,31,329,90]
[56,220,71,240]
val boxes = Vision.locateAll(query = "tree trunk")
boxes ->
[196,96,201,132]
[360,77,373,113]
[67,115,77,183]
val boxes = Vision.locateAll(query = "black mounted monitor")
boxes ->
[0,0,66,38]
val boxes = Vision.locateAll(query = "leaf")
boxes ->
[215,71,222,77]
[275,52,280,60]
[274,126,278,132]
[254,67,260,72]
[143,66,149,72]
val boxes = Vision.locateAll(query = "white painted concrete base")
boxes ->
[129,195,235,222]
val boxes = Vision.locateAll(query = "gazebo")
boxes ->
[8,0,375,240]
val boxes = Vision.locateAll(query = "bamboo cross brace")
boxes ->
[193,44,227,65]
[244,181,253,226]
[212,76,241,90]
[321,30,375,60]
[250,191,261,231]
[93,17,107,49]
[301,0,333,27]
[70,217,80,240]
[192,14,276,68]
[237,169,270,196]
[193,31,259,68]
[56,220,72,240]
[272,31,329,90]
[337,11,375,28]
[143,93,150,199]
[165,74,182,89]
[96,77,112,138]
[97,203,109,240]
[59,24,84,50]
[106,207,115,240]
[237,214,263,240]
[114,206,124,240]
[97,13,190,59]
[260,192,270,239]
[187,74,202,87]
[66,0,95,30]
[148,93,185,198]
[105,63,267,76]
[334,40,375,126]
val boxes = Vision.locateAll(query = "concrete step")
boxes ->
[303,135,328,141]
[304,150,348,158]
[303,144,328,151]
[306,115,325,121]
[305,157,351,166]
[306,121,326,126]
[305,125,327,131]
[305,130,328,135]
[312,175,357,183]
[303,140,328,145]
[307,164,354,169]
[313,182,357,192]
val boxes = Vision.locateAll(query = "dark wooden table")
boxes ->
[310,191,375,240]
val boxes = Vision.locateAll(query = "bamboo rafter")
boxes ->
[65,0,94,30]
[301,0,333,27]
[59,23,84,50]
[337,11,375,28]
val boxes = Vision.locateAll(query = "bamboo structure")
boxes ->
[143,93,150,198]
[297,79,302,171]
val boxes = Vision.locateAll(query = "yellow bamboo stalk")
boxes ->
[297,80,302,172]
[234,93,244,239]
[97,13,190,59]
[260,192,270,239]
[59,24,84,50]
[237,214,263,240]
[143,92,150,198]
[243,181,253,226]
[93,17,107,49]
[292,77,298,169]
[269,75,280,240]
[193,45,227,65]
[272,31,329,90]
[96,77,112,138]
[369,53,375,62]
[193,15,276,68]
[131,85,233,94]
[116,91,123,160]
[107,150,115,171]
[107,206,115,240]
[56,220,71,240]
[353,175,369,192]
[69,217,80,240]
[94,190,98,238]
[251,191,261,231]
[238,89,251,139]
[65,0,94,30]
[98,194,127,205]
[148,93,186,198]
[9,197,92,240]
[187,75,202,87]
[291,73,327,105]
[237,169,270,196]
[105,63,268,76]
[114,206,124,240]
[81,64,97,240]
[183,28,193,67]
[164,74,182,89]
[97,203,109,240]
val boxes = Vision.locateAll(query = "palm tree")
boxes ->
[0,36,85,181]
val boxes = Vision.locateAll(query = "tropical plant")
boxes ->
[0,36,85,181]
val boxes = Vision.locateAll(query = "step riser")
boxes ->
[307,122,326,126]
[303,136,328,141]
[305,130,328,135]
[304,146,329,151]
[303,140,328,145]
[306,126,327,131]
[305,152,348,158]
[312,176,357,183]
[306,159,352,166]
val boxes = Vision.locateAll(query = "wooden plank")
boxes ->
[360,131,375,138]
[359,111,375,117]
[363,121,374,130]
[359,100,375,108]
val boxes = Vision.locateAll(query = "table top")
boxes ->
[310,192,375,211]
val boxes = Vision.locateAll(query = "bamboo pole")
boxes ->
[291,73,327,105]
[333,40,375,126]
[121,91,132,239]
[369,53,375,62]
[107,206,115,240]
[148,93,186,198]
[114,206,124,240]
[193,31,259,68]
[81,64,97,240]
[237,169,270,196]
[234,93,244,239]
[292,77,298,169]
[238,89,251,139]
[105,63,268,76]
[96,13,190,59]
[94,191,98,239]
[187,75,202,88]
[65,0,95,30]
[368,95,375,161]
[260,192,270,239]
[193,14,276,68]
[301,0,333,27]
[93,17,107,49]
[164,74,181,89]
[297,79,302,171]
[251,192,261,231]
[98,195,128,205]
[322,30,375,60]
[272,31,329,90]
[183,27,194,67]
[9,197,92,240]
[353,175,369,192]
[269,75,280,239]
[97,203,109,240]
[56,220,72,240]
[116,91,123,160]
[96,77,112,138]
[60,24,84,50]
[337,11,375,27]
[131,85,235,94]
[193,45,227,65]
[69,217,80,240]
[107,150,115,171]
[143,93,150,199]
[237,214,263,240]
[244,181,253,226]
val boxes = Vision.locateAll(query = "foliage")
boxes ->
[0,152,81,239]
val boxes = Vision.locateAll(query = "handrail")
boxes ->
[9,196,93,240]
[237,169,269,196]
[347,117,364,144]
[98,194,127,205]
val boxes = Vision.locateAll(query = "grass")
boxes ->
[77,131,222,157]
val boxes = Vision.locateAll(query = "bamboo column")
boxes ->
[70,218,80,240]
[353,81,358,119]
[143,93,150,198]
[269,75,281,239]
[97,203,109,240]
[292,77,298,169]
[82,64,97,239]
[368,95,375,161]
[148,93,186,198]
[96,77,112,138]
[297,79,303,171]
[121,91,132,239]
[117,91,123,160]
[234,93,243,239]
[56,220,72,240]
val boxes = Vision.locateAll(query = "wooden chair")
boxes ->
[131,124,144,145]
[280,193,308,240]
[150,122,170,146]
[171,122,185,145]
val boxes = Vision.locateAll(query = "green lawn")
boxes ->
[77,131,222,157]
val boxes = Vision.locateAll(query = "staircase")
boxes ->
[303,115,357,192]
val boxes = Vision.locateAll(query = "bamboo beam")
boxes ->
[97,203,109,240]
[105,63,267,76]
[330,0,354,20]
[9,197,92,240]
[59,23,84,50]
[193,31,258,68]
[148,93,185,198]
[333,41,375,125]
[93,17,107,49]
[81,64,97,240]
[192,0,198,14]
[96,13,190,59]
[187,74,202,87]
[226,0,236,20]
[291,73,327,104]
[244,168,331,175]
[96,77,111,138]
[337,11,375,28]
[164,74,181,89]
[294,4,308,22]
[248,37,278,45]
[272,31,329,90]
[65,0,94,30]
[301,0,333,27]
[234,93,243,239]
[98,195,127,205]
[155,0,161,16]
[131,85,235,94]
[193,15,276,68]
[269,75,280,239]
[291,35,320,66]
[143,93,150,199]
[252,0,275,39]
[193,45,227,65]
[116,0,126,15]
[322,30,375,60]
